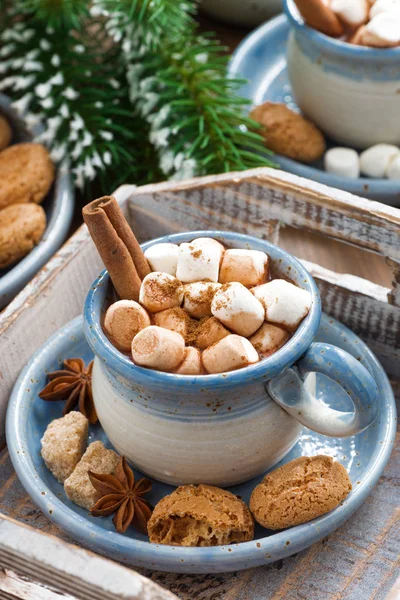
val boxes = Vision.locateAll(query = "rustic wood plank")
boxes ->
[0,568,77,600]
[0,514,178,600]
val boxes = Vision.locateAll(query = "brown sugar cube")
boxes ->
[153,307,193,340]
[175,346,204,375]
[41,412,89,483]
[64,441,120,510]
[194,317,230,351]
[148,484,254,546]
[250,455,352,530]
[249,323,290,358]
[0,114,12,151]
[250,102,326,164]
[0,143,55,209]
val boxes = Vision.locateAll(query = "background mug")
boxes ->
[84,231,378,486]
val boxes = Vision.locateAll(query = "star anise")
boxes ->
[39,357,97,424]
[89,457,153,534]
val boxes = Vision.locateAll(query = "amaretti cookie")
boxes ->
[0,203,46,269]
[40,412,89,483]
[0,142,55,209]
[250,455,352,530]
[64,441,120,510]
[250,102,326,163]
[0,114,12,151]
[148,484,254,546]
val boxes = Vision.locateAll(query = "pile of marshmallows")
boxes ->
[295,0,400,47]
[103,238,312,375]
[324,143,400,179]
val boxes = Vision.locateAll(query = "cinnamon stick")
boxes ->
[82,196,150,301]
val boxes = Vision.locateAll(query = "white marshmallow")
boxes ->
[104,300,151,352]
[324,147,360,179]
[144,243,179,276]
[331,0,369,27]
[183,282,221,319]
[175,347,204,375]
[191,237,225,254]
[131,326,185,371]
[252,279,312,330]
[153,308,191,340]
[219,249,269,287]
[211,282,265,337]
[249,323,290,358]
[202,335,259,374]
[139,272,184,313]
[176,242,221,283]
[386,154,400,179]
[370,0,400,18]
[360,144,400,177]
[194,317,231,351]
[361,12,400,46]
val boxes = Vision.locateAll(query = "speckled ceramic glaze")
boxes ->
[83,231,378,487]
[284,0,400,149]
[6,314,396,573]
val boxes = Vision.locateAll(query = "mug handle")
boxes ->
[267,342,379,437]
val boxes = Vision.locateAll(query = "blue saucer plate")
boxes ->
[6,314,396,574]
[0,94,74,309]
[229,15,400,207]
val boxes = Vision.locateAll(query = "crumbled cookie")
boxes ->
[148,484,254,546]
[250,102,326,163]
[41,412,89,483]
[0,142,55,209]
[250,455,352,530]
[0,203,46,269]
[0,114,12,151]
[64,441,120,510]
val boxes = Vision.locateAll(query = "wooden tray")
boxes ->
[1,168,399,599]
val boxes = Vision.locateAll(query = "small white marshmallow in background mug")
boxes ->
[211,282,265,337]
[252,279,312,330]
[370,0,400,18]
[219,249,269,287]
[249,323,290,358]
[324,147,360,178]
[153,307,191,339]
[131,326,185,371]
[202,335,259,374]
[176,242,221,283]
[104,300,151,352]
[144,243,179,276]
[194,317,231,350]
[175,346,204,375]
[331,0,369,27]
[139,272,184,313]
[360,144,400,177]
[361,12,400,46]
[386,154,400,179]
[183,282,221,319]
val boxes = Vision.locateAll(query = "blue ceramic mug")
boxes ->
[84,231,378,486]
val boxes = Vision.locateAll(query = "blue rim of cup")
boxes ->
[283,0,400,62]
[84,230,321,389]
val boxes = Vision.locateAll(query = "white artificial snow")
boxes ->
[23,61,43,72]
[41,97,54,109]
[63,87,79,100]
[11,93,32,114]
[50,144,67,162]
[103,151,112,165]
[60,104,70,118]
[74,45,85,54]
[141,92,159,116]
[172,157,197,180]
[82,131,94,147]
[195,53,208,64]
[160,150,175,174]
[71,142,83,160]
[51,55,61,67]
[50,72,64,86]
[150,127,170,148]
[109,78,120,89]
[26,49,40,60]
[35,81,52,98]
[100,130,113,141]
[95,101,103,109]
[0,44,16,57]
[71,114,85,131]
[40,39,51,51]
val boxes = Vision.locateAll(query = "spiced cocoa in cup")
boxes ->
[84,230,378,487]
